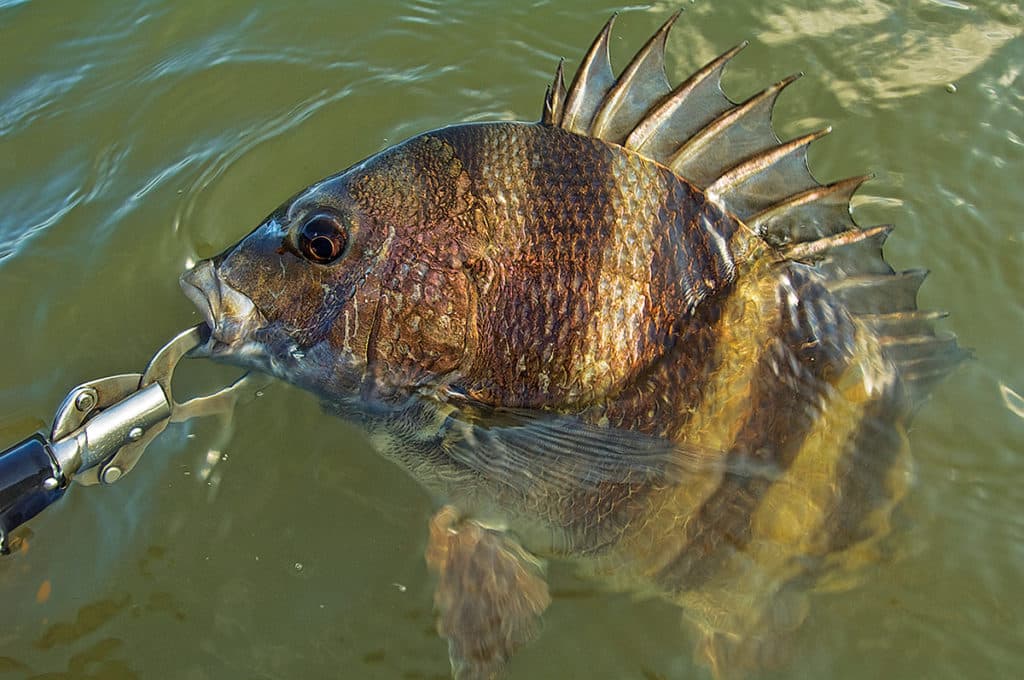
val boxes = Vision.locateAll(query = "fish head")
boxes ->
[180,132,483,402]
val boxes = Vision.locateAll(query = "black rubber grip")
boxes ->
[0,434,65,553]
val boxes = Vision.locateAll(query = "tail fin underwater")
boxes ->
[541,12,967,408]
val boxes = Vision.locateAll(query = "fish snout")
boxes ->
[180,260,265,351]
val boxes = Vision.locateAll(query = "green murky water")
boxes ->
[0,1,1021,678]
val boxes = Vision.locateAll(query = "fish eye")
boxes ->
[297,213,348,264]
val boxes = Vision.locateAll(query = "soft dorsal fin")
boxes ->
[542,13,966,405]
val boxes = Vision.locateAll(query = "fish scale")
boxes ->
[182,12,967,679]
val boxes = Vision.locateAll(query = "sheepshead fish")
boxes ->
[181,12,964,679]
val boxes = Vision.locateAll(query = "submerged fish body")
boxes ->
[182,13,963,678]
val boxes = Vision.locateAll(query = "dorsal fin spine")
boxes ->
[707,127,831,199]
[782,224,892,260]
[748,174,872,237]
[668,74,802,182]
[542,59,567,125]
[624,41,748,155]
[561,14,617,134]
[589,10,680,142]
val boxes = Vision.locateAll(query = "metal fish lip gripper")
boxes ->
[0,324,268,554]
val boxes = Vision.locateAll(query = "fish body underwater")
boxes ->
[181,12,965,679]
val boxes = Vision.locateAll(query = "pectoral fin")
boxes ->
[426,506,551,680]
[439,399,744,499]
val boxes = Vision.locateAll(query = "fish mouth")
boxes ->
[180,260,266,357]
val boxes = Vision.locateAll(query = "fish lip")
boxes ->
[179,260,265,357]
[180,271,217,331]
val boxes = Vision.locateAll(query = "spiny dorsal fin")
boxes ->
[545,13,965,401]
[546,15,820,238]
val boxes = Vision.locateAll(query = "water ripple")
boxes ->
[172,85,357,241]
[999,383,1024,419]
[0,67,91,136]
[0,188,83,262]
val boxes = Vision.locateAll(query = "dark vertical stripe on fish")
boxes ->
[595,170,742,437]
[652,184,739,319]
[824,395,904,553]
[599,292,727,437]
[657,265,858,590]
[438,123,617,408]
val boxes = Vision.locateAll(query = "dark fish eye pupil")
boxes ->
[309,234,336,259]
[298,214,347,264]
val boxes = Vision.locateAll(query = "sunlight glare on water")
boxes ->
[0,1,1021,678]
